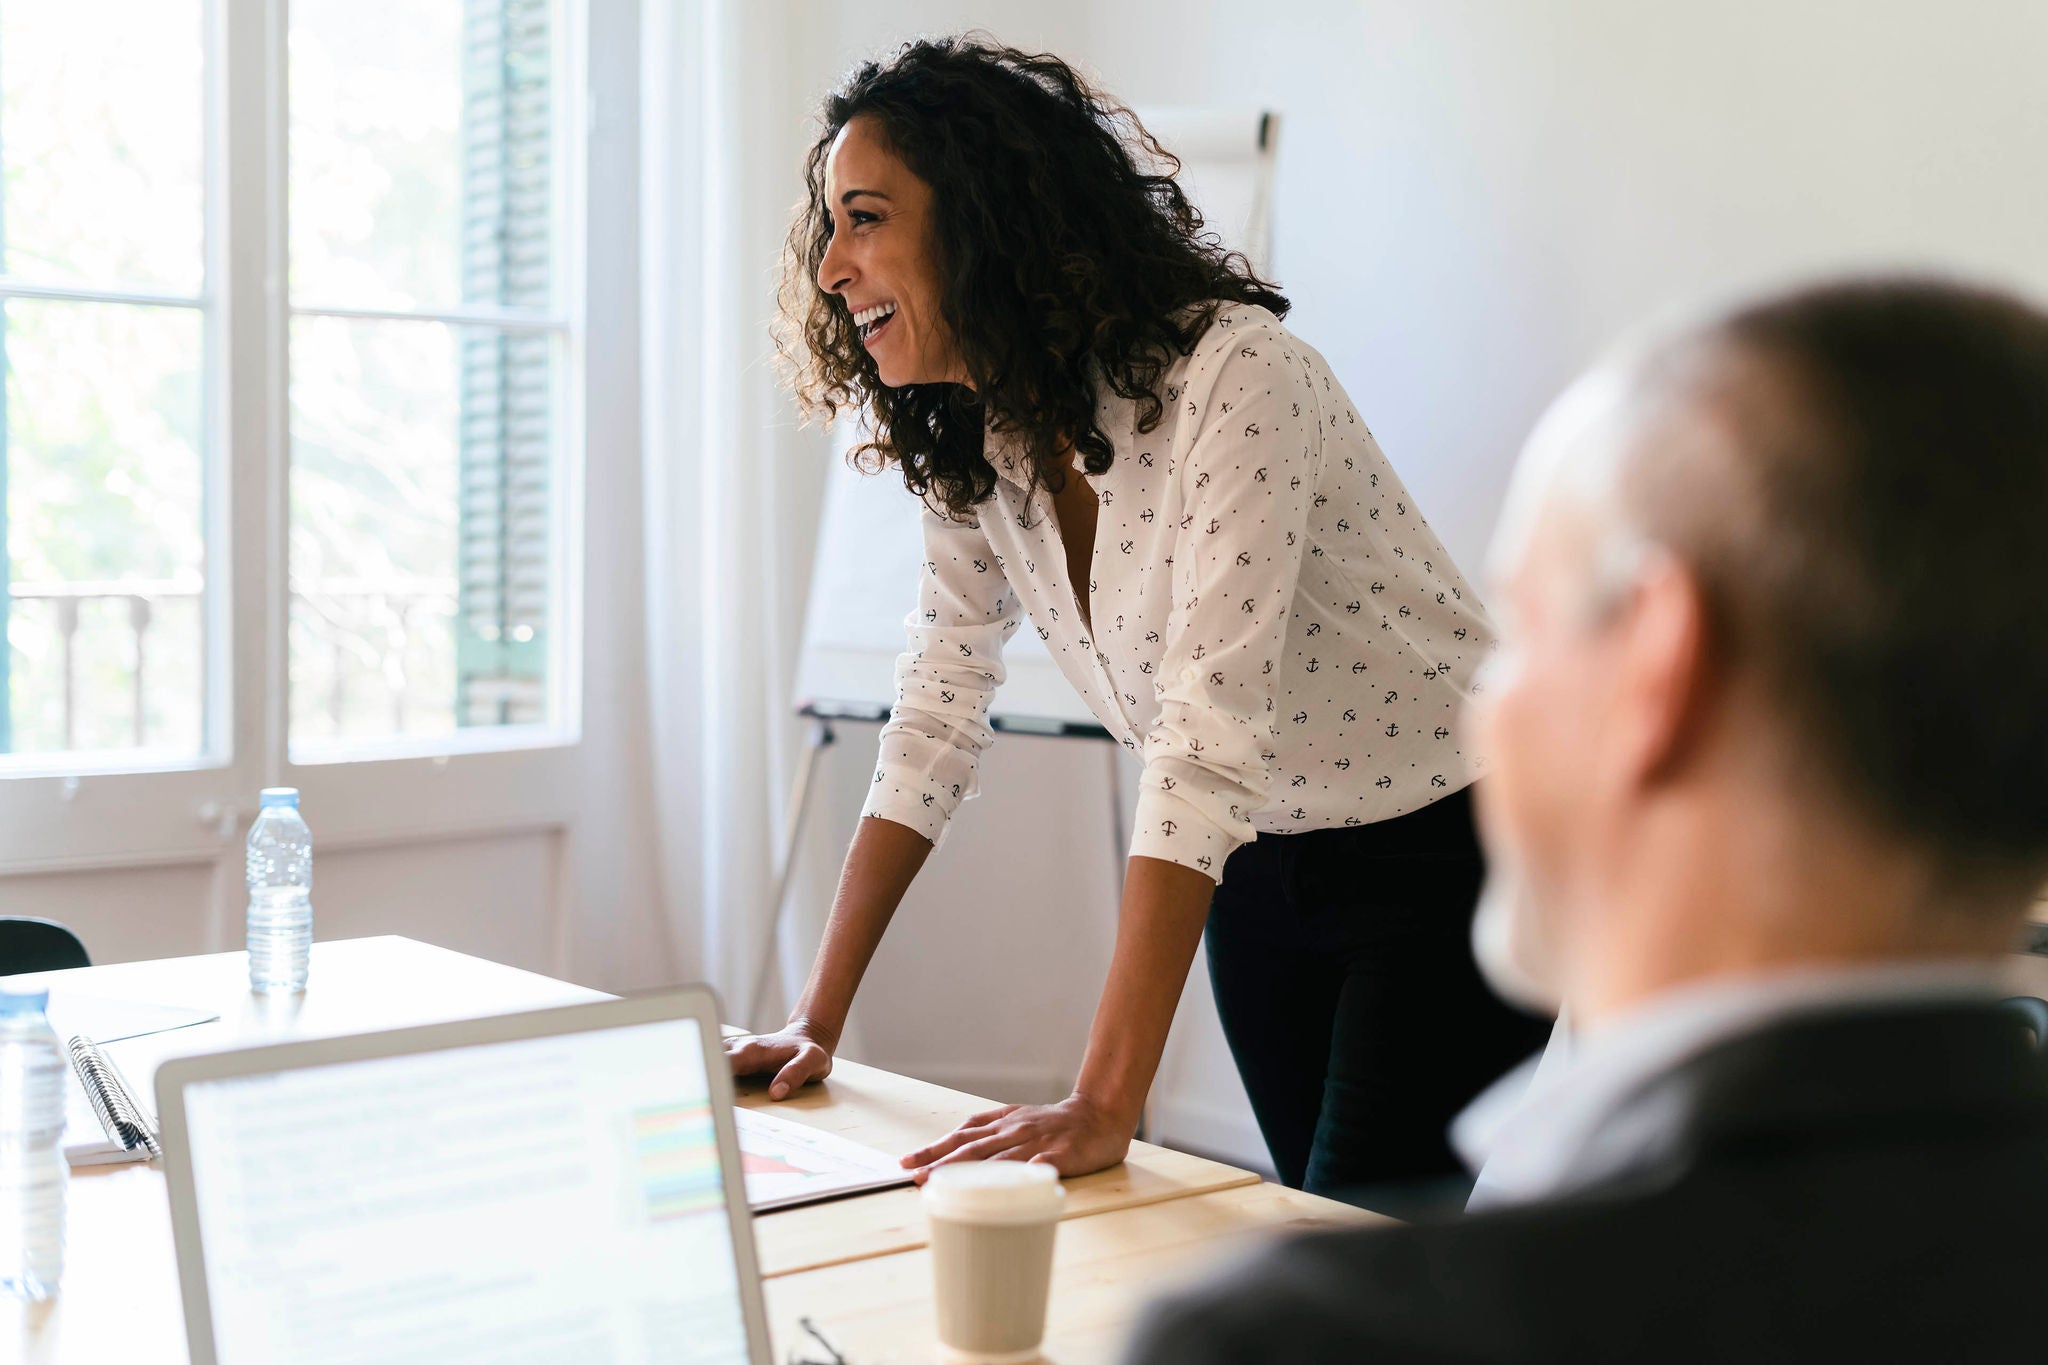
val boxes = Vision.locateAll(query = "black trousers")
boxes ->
[1203,786,1550,1203]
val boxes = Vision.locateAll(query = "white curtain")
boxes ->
[639,0,828,1014]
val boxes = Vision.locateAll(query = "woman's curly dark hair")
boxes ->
[776,35,1290,519]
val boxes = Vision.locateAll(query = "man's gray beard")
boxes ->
[1471,867,1564,1017]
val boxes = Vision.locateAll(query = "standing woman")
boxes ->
[728,37,1548,1198]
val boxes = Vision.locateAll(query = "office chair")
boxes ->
[0,917,92,977]
[1999,995,2048,1052]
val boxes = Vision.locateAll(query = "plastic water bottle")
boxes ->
[246,787,313,993]
[0,986,67,1302]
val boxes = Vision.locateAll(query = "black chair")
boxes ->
[1999,995,2048,1052]
[0,917,91,977]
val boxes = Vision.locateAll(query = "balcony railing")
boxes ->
[6,575,462,755]
[8,577,197,752]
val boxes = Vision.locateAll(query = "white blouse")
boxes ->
[860,304,1496,884]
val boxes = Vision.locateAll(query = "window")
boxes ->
[0,0,586,869]
[287,0,571,756]
[0,1,209,764]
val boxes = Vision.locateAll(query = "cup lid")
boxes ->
[921,1160,1065,1223]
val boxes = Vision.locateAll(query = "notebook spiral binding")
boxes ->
[69,1035,162,1159]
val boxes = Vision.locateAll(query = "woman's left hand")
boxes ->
[901,1093,1134,1182]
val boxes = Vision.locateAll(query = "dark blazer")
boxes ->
[1125,1002,2048,1364]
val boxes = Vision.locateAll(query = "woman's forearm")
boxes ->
[787,815,934,1047]
[1071,854,1218,1130]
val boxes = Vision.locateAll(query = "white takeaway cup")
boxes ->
[922,1161,1066,1363]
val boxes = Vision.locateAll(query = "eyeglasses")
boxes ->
[787,1315,851,1365]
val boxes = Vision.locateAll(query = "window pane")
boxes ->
[289,0,556,313]
[4,299,205,758]
[289,316,557,750]
[0,1,205,293]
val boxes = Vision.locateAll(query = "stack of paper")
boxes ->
[736,1107,914,1211]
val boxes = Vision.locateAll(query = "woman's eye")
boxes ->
[849,211,879,227]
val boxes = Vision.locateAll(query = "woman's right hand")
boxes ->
[728,816,933,1102]
[724,1022,836,1100]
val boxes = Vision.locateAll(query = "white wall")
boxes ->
[1083,0,2048,569]
[770,0,2048,1171]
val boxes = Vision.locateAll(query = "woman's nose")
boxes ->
[818,233,853,295]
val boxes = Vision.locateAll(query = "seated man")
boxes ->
[1126,277,2048,1363]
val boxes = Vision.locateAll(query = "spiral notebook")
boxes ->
[64,1035,163,1166]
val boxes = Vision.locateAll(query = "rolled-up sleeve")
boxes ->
[859,502,1022,843]
[1130,323,1323,881]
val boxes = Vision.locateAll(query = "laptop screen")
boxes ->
[180,1015,754,1365]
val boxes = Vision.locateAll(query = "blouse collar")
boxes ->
[985,376,1134,494]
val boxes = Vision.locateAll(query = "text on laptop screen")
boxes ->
[180,1016,752,1365]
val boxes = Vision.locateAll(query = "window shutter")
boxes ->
[456,0,552,727]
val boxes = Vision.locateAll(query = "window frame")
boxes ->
[0,0,593,873]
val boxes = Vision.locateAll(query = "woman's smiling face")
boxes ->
[815,115,966,389]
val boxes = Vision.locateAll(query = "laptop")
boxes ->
[156,988,773,1365]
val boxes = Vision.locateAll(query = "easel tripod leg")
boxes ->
[745,716,836,1031]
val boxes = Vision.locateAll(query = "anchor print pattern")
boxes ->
[861,305,1495,883]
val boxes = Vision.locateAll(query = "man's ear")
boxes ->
[1611,550,1714,790]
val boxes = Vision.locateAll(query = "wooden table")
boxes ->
[10,937,1381,1363]
[737,1056,1263,1278]
[765,1179,1373,1365]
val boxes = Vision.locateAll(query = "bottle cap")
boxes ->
[0,986,51,1016]
[259,787,300,808]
